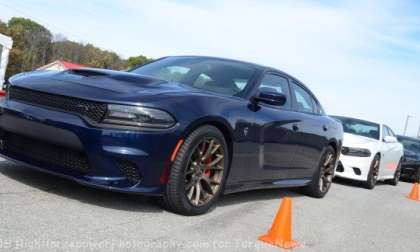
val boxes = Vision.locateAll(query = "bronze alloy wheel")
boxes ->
[184,137,225,207]
[303,145,336,198]
[319,151,335,193]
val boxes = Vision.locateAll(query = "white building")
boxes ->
[0,33,13,87]
[37,60,83,71]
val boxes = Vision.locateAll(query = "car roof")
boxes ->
[397,135,420,141]
[330,115,382,126]
[168,55,267,70]
[160,55,321,101]
[164,55,315,96]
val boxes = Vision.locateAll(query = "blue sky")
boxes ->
[1,0,420,136]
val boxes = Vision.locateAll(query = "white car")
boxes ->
[332,116,403,189]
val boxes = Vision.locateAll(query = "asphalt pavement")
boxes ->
[0,158,419,251]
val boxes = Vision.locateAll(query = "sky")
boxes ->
[0,0,420,137]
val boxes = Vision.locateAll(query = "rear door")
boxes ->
[288,81,328,178]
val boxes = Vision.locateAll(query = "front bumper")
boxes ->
[335,154,372,181]
[0,99,181,195]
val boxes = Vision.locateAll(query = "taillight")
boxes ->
[0,90,6,97]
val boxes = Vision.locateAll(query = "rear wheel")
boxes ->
[364,155,380,189]
[388,160,402,186]
[162,126,229,215]
[416,167,420,183]
[303,146,336,198]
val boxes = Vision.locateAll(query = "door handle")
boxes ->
[292,124,299,131]
[323,125,328,131]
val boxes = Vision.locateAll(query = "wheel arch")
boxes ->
[328,141,338,154]
[182,117,234,165]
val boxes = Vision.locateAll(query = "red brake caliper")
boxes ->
[204,156,212,177]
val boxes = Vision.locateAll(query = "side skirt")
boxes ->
[223,178,312,195]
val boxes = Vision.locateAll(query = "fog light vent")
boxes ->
[352,167,362,176]
[116,159,141,185]
[336,162,344,172]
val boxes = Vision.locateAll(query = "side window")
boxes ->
[382,126,390,139]
[258,74,291,109]
[385,126,395,137]
[317,102,326,115]
[389,128,396,137]
[154,66,190,82]
[311,98,323,115]
[194,73,213,87]
[291,82,315,113]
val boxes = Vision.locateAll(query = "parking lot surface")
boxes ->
[0,158,419,252]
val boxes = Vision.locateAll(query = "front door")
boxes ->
[252,73,299,181]
[380,125,401,178]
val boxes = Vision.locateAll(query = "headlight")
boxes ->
[341,147,371,157]
[103,104,176,129]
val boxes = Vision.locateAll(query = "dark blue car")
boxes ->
[0,56,342,215]
[397,135,420,181]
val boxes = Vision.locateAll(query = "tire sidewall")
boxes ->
[306,146,336,198]
[416,166,420,183]
[365,155,380,189]
[391,160,402,186]
[167,126,229,215]
[392,160,402,185]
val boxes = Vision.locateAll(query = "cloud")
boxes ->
[1,0,420,136]
[116,0,420,135]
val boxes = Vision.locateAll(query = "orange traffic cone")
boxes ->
[258,197,298,249]
[407,183,419,201]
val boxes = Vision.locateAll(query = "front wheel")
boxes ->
[162,126,229,215]
[303,146,336,198]
[364,155,380,189]
[388,160,402,186]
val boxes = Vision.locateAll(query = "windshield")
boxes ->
[130,57,256,96]
[333,116,380,140]
[398,137,420,152]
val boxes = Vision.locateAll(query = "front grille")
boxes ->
[9,86,107,122]
[116,159,141,185]
[1,131,91,173]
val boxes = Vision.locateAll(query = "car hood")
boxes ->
[343,132,378,146]
[404,149,420,160]
[9,68,196,104]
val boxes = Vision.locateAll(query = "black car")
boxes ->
[397,135,420,182]
[1,56,343,215]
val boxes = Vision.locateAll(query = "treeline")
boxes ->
[0,17,152,79]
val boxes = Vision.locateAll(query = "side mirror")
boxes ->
[252,91,287,106]
[384,136,398,143]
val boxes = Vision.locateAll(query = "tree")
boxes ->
[3,17,152,78]
[0,20,7,34]
[6,17,52,76]
[125,55,153,69]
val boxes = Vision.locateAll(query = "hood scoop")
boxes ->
[67,68,162,85]
[69,68,110,77]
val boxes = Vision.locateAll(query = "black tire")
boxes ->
[388,160,402,186]
[303,146,336,198]
[364,155,380,189]
[412,166,420,183]
[162,125,229,215]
